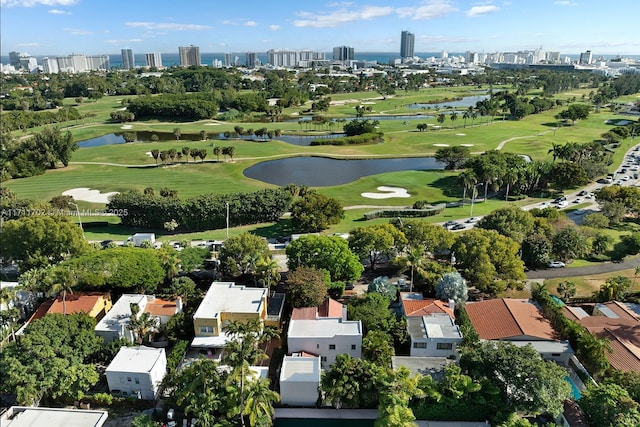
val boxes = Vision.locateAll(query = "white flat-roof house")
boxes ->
[0,406,108,427]
[407,313,463,358]
[287,317,362,369]
[191,282,267,349]
[105,346,167,400]
[95,294,147,343]
[279,354,321,406]
[94,294,181,344]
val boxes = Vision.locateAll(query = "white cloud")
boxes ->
[48,8,70,14]
[554,0,579,5]
[125,21,212,31]
[105,38,143,45]
[63,27,92,35]
[294,5,393,28]
[396,0,458,20]
[244,20,257,27]
[16,42,41,47]
[1,0,76,7]
[269,24,280,31]
[466,5,500,16]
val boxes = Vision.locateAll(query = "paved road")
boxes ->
[526,256,640,279]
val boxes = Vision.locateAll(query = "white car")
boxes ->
[573,198,583,204]
[547,260,566,268]
[555,200,568,208]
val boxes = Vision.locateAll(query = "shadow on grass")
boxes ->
[429,174,463,200]
[252,219,296,240]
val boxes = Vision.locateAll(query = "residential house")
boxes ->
[0,406,108,427]
[407,313,463,358]
[400,292,455,319]
[279,354,321,406]
[29,292,112,322]
[191,282,267,349]
[105,346,167,400]
[564,301,640,372]
[466,298,573,364]
[95,294,180,344]
[287,311,362,369]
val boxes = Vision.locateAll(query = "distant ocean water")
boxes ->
[2,52,639,69]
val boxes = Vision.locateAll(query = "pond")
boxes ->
[406,94,490,110]
[287,114,434,123]
[243,156,445,187]
[77,132,347,148]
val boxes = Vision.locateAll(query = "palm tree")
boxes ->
[128,310,159,344]
[462,111,469,128]
[227,146,236,161]
[503,167,519,201]
[634,266,640,287]
[256,257,281,288]
[450,111,458,129]
[151,149,160,165]
[181,146,191,163]
[213,146,222,162]
[404,246,424,293]
[173,127,181,141]
[436,113,446,130]
[242,378,279,427]
[460,170,477,207]
[47,267,77,315]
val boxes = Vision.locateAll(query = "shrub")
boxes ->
[364,204,445,220]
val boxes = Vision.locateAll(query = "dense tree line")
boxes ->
[126,93,220,120]
[108,188,291,231]
[1,107,81,132]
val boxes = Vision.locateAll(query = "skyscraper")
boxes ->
[333,46,355,61]
[579,50,592,65]
[179,45,201,67]
[400,31,415,58]
[245,52,259,68]
[121,49,134,70]
[145,52,162,68]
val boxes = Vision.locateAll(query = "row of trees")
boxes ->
[108,188,291,231]
[1,106,81,132]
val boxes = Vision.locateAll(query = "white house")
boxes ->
[407,313,463,358]
[105,346,167,400]
[279,354,321,406]
[287,317,362,369]
[1,406,108,427]
[94,294,181,344]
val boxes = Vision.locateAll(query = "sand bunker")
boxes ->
[62,188,119,204]
[460,143,475,147]
[433,143,449,147]
[204,123,222,126]
[361,186,411,199]
[362,102,376,105]
[120,124,132,129]
[456,133,466,136]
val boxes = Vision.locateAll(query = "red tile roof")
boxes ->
[319,298,344,318]
[466,299,558,341]
[46,292,110,316]
[291,307,318,320]
[144,298,179,317]
[400,293,455,319]
[578,315,640,373]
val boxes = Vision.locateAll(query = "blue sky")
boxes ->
[1,0,638,56]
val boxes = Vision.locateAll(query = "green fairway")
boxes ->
[4,86,639,236]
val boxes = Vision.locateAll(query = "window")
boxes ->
[199,326,214,334]
[437,343,453,350]
[135,377,140,385]
[127,376,132,382]
[551,353,561,357]
[321,356,327,362]
[413,342,427,349]
[119,376,124,384]
[317,344,320,349]
[351,345,356,350]
[329,344,336,350]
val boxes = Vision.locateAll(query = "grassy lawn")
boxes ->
[5,86,640,237]
[543,267,640,298]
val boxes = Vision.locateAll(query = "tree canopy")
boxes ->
[286,235,364,282]
[286,266,329,308]
[290,192,344,232]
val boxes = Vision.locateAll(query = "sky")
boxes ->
[1,0,639,57]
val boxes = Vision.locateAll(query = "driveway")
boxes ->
[526,256,640,279]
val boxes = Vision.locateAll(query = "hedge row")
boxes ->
[108,188,292,231]
[363,204,446,220]
[310,132,383,146]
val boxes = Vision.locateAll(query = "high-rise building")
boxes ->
[267,49,298,67]
[579,50,592,65]
[245,52,259,68]
[333,46,355,61]
[400,31,415,58]
[86,55,110,71]
[179,45,201,67]
[121,49,134,69]
[8,51,22,68]
[42,57,60,74]
[145,52,163,68]
[224,53,233,67]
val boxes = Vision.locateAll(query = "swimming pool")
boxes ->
[565,376,582,400]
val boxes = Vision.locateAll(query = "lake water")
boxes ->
[243,156,445,186]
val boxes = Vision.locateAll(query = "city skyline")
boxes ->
[1,0,639,57]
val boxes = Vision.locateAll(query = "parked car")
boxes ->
[443,220,458,229]
[451,223,466,230]
[578,190,588,196]
[547,260,566,268]
[465,217,480,223]
[555,200,568,208]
